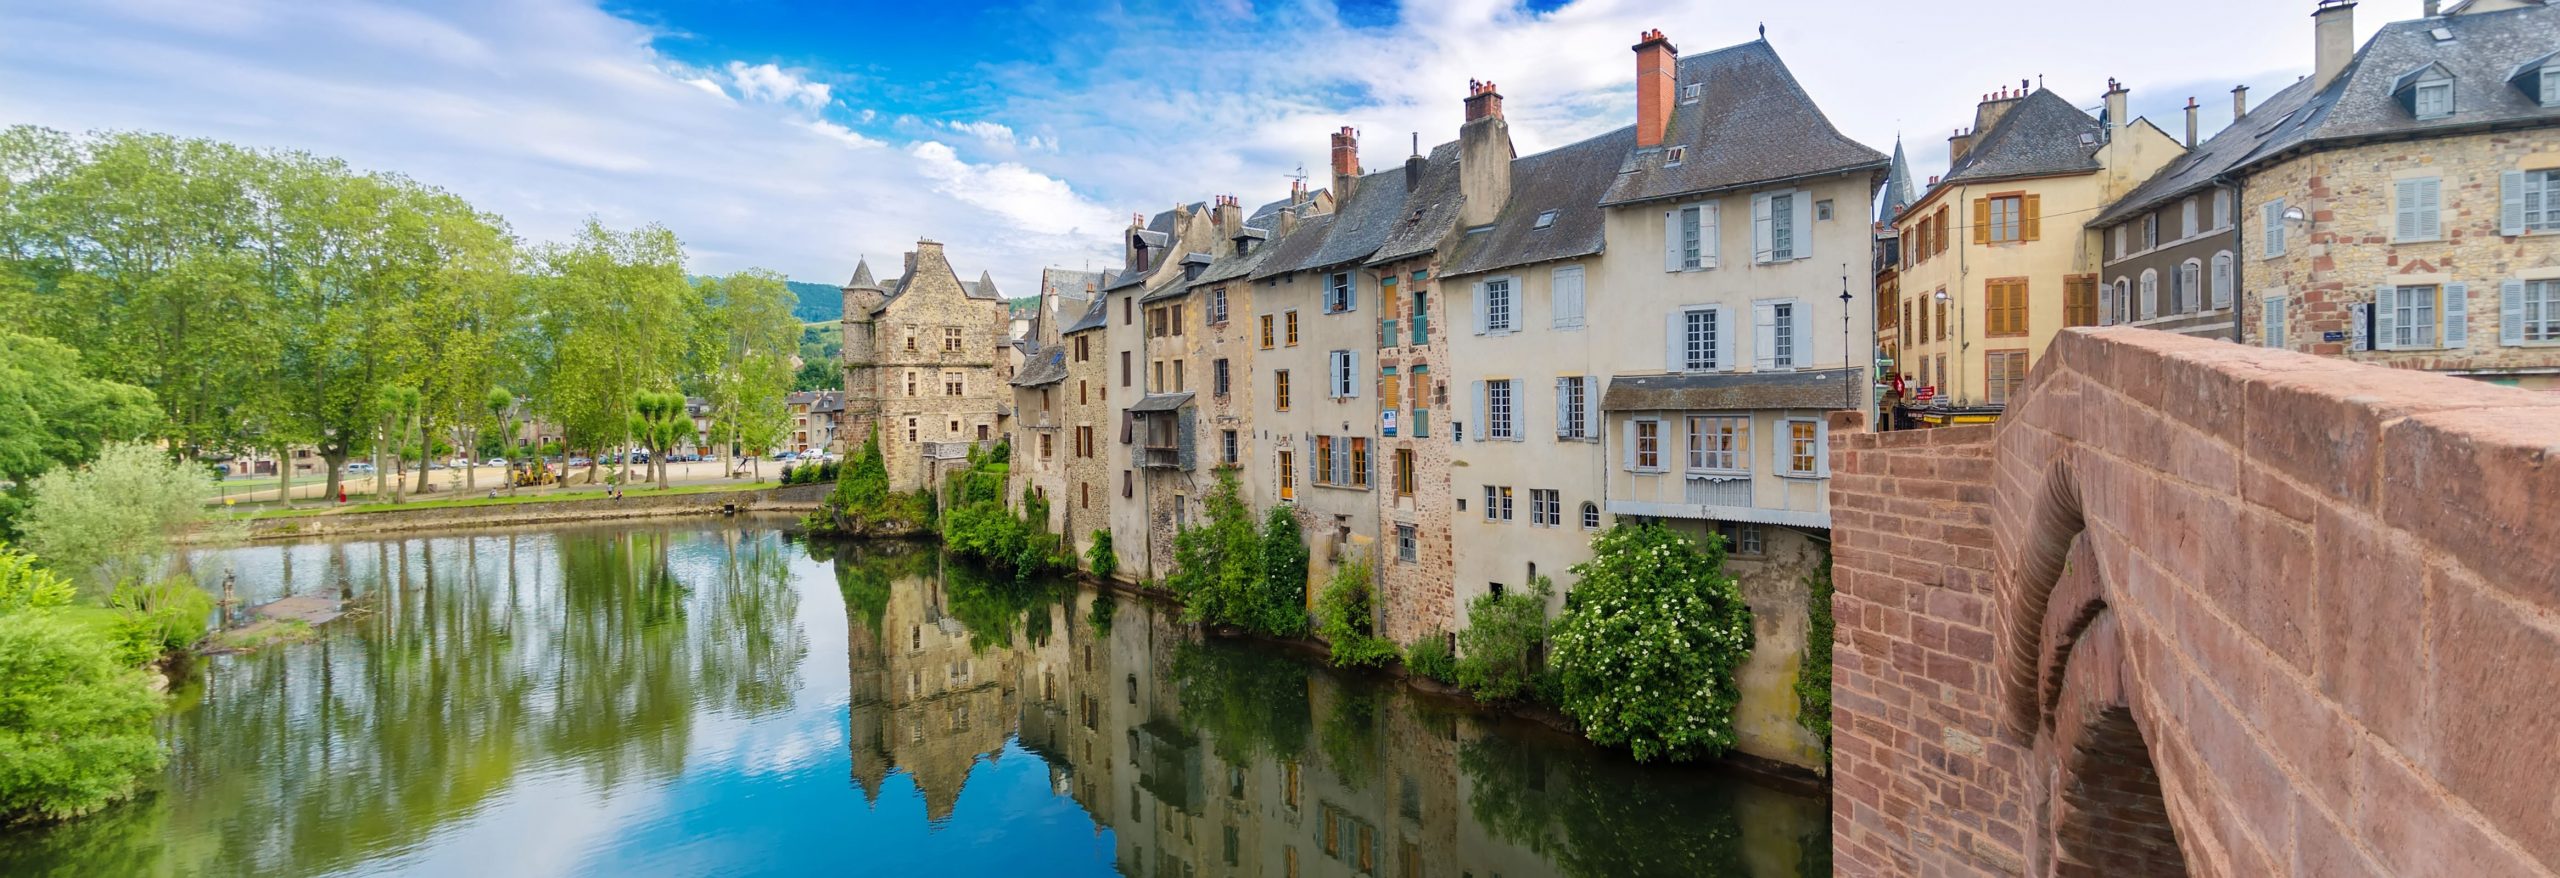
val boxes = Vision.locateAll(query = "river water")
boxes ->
[0,518,1830,877]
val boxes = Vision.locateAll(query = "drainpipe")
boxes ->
[2218,173,2247,344]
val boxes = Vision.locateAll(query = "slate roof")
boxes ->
[1601,368,1862,412]
[1878,138,1918,223]
[1011,348,1067,387]
[1937,88,2103,187]
[1251,157,1441,279]
[1367,142,1465,266]
[1601,40,1889,206]
[1245,192,1314,230]
[1129,392,1195,413]
[1245,212,1338,281]
[1445,125,1637,277]
[1102,267,1149,292]
[1061,292,1110,334]
[2089,78,2323,227]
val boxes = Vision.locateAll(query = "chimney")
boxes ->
[1458,80,1515,228]
[2232,84,2250,121]
[1404,133,1425,193]
[1329,126,1360,202]
[2424,0,2440,15]
[1973,79,2029,132]
[2103,78,2130,137]
[1215,194,1242,239]
[1948,128,1974,165]
[2184,96,2199,147]
[2314,1,2356,90]
[1633,29,1679,149]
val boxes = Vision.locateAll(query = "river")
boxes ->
[0,518,1830,877]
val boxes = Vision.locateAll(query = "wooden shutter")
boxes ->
[1471,381,1486,442]
[1753,303,1778,371]
[1793,189,1815,260]
[2373,284,2398,350]
[2503,279,2528,345]
[1333,437,1350,486]
[1715,307,1735,371]
[2022,194,2041,241]
[1507,382,1524,442]
[1973,198,1991,244]
[1554,378,1572,438]
[1750,193,1774,264]
[2265,296,2288,348]
[1791,298,1813,368]
[1664,312,1686,371]
[1701,202,1720,268]
[1621,419,1638,471]
[2443,282,2469,349]
[1584,376,1601,441]
[2503,171,2528,237]
[2396,180,2424,241]
[1663,209,1683,272]
[1346,273,1358,313]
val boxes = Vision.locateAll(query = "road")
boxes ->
[216,457,821,506]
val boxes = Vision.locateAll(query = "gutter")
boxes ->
[2214,172,2247,344]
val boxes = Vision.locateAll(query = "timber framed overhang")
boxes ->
[1602,368,1862,412]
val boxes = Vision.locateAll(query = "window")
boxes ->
[2112,225,2126,258]
[2213,189,2231,228]
[906,417,919,442]
[2139,269,2160,320]
[1771,301,1796,367]
[1171,303,1185,335]
[1580,501,1600,530]
[1279,449,1295,500]
[1816,199,1833,221]
[1934,299,1947,341]
[1482,485,1511,522]
[1533,209,1558,229]
[1483,277,1514,333]
[1665,145,1686,166]
[1409,365,1430,438]
[905,371,918,397]
[1687,416,1747,472]
[2065,276,2099,327]
[1325,272,1355,314]
[2414,80,2454,119]
[1680,82,1702,102]
[1350,438,1369,488]
[905,328,918,351]
[1285,310,1300,346]
[1551,266,1585,328]
[1717,521,1764,556]
[1986,278,2027,336]
[1172,358,1186,392]
[1409,290,1429,345]
[2264,199,2288,257]
[1275,370,1291,411]
[1768,192,1796,260]
[2112,278,2132,325]
[1124,297,1133,325]
[1079,380,1089,405]
[1209,287,1228,324]
[1261,314,1276,349]
[1073,335,1089,362]
[945,372,964,396]
[1670,203,1715,271]
[1987,195,2022,243]
[2181,198,2199,238]
[2518,280,2560,342]
[1529,489,1561,527]
[1121,350,1131,386]
[1783,419,1822,476]
[2395,177,2442,241]
[1123,470,1132,499]
[1632,418,1662,471]
[2211,253,2234,310]
[1681,307,1719,370]
[1328,350,1356,399]
[943,326,963,352]
[1395,448,1416,496]
[2523,170,2560,232]
[1214,358,1231,397]
[2546,67,2560,108]
[2142,213,2159,250]
[1077,425,1094,458]
[1486,379,1514,440]
[1987,350,2029,406]
[1396,525,1417,562]
[2177,260,2203,314]
[2383,284,2442,349]
[1557,376,1589,439]
[1381,367,1400,416]
[1222,429,1238,464]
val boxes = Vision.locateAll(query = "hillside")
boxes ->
[788,280,841,323]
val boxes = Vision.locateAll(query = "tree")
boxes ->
[630,390,689,490]
[1166,467,1300,636]
[1456,576,1553,702]
[373,385,421,502]
[0,612,166,824]
[15,442,219,593]
[1259,506,1308,625]
[1314,557,1396,668]
[528,221,692,485]
[690,272,797,479]
[1549,522,1754,762]
[0,330,158,535]
[485,386,517,494]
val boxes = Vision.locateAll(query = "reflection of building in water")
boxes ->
[845,569,1020,821]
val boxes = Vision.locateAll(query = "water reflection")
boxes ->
[0,521,1825,877]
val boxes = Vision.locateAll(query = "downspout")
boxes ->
[2218,174,2248,344]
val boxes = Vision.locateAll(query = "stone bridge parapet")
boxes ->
[1828,327,2560,877]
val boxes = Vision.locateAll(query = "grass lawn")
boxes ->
[241,481,779,520]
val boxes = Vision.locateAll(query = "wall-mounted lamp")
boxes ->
[2283,206,2309,224]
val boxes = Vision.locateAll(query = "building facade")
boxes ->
[839,241,1014,492]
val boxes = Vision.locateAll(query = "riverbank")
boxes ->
[203,482,830,543]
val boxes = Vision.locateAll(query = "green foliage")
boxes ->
[792,358,842,391]
[17,442,219,592]
[0,611,166,824]
[1405,631,1458,684]
[1550,522,1754,762]
[1314,557,1398,668]
[936,455,1061,578]
[1165,467,1303,637]
[1797,547,1834,752]
[1457,730,1753,878]
[105,577,211,667]
[1456,577,1553,702]
[1259,506,1308,613]
[0,329,159,509]
[1086,591,1116,634]
[0,544,76,614]
[1085,529,1118,580]
[1319,685,1383,791]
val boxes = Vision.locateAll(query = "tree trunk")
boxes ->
[322,448,345,504]
[371,422,386,502]
[277,444,294,505]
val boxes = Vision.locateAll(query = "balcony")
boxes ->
[1141,446,1181,469]
[1605,470,1828,528]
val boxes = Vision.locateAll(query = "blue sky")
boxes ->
[0,0,2394,289]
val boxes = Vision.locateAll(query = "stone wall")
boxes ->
[234,485,826,542]
[870,241,1013,492]
[1830,326,2560,876]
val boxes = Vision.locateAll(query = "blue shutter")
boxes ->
[2503,279,2528,346]
[2503,171,2528,237]
[2443,283,2469,349]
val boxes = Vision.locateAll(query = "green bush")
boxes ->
[1456,576,1552,702]
[17,442,218,593]
[1086,529,1118,579]
[1550,522,1754,762]
[0,611,167,824]
[1314,557,1397,668]
[1797,548,1834,752]
[105,577,211,666]
[1259,506,1307,617]
[0,544,76,614]
[1165,467,1303,637]
[1405,631,1457,684]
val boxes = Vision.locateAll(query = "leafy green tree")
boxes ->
[0,611,166,824]
[1456,576,1553,702]
[1085,528,1117,580]
[1259,506,1307,620]
[1165,467,1295,634]
[630,390,689,489]
[373,385,422,501]
[16,442,218,593]
[792,358,841,391]
[528,221,693,485]
[1550,522,1754,762]
[1315,557,1397,668]
[0,331,158,534]
[690,271,797,475]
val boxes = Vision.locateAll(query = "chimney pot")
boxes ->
[1633,28,1680,148]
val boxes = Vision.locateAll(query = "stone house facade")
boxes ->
[1107,205,1223,581]
[2232,0,2560,391]
[839,240,1013,492]
[1005,267,1102,534]
[1057,297,1113,559]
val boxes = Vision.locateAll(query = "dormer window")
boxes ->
[1665,145,1687,167]
[1532,210,1558,230]
[2509,52,2560,108]
[2393,62,2458,121]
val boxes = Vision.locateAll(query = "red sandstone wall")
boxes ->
[1829,327,2560,877]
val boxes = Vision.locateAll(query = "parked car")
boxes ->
[775,451,800,461]
[568,456,593,467]
[485,457,507,467]
[345,462,376,475]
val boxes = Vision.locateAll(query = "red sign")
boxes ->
[1915,386,1937,403]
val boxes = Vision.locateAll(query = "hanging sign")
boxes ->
[1381,409,1398,437]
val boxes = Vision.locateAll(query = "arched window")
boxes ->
[2139,269,2160,320]
[2211,251,2234,309]
[2111,278,2131,325]
[1580,501,1601,530]
[2178,260,2203,314]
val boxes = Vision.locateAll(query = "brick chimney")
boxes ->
[1330,126,1360,203]
[1948,128,1974,165]
[1633,29,1679,149]
[1973,81,2028,133]
[2232,84,2250,121]
[1459,80,1514,228]
[1214,194,1242,239]
[2314,1,2356,90]
[2184,96,2199,147]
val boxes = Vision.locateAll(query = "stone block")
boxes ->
[2380,406,2560,612]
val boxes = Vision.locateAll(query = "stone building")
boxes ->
[839,240,1014,492]
[1104,204,1222,581]
[1056,295,1114,560]
[1889,82,2181,417]
[2087,84,2253,340]
[1006,267,1103,534]
[2232,0,2560,391]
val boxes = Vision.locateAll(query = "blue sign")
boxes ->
[2322,331,2347,343]
[1381,410,1398,437]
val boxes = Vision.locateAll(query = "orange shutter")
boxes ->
[2022,194,2042,241]
[1973,198,1991,244]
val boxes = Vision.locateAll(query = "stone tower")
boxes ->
[841,258,887,448]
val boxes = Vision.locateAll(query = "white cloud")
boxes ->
[907,141,1118,239]
[947,119,1015,145]
[724,60,830,109]
[800,119,882,149]
[683,76,730,102]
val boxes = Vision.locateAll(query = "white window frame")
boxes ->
[1558,376,1589,439]
[1668,202,1718,271]
[2211,252,2234,310]
[1680,306,1720,371]
[1484,277,1515,334]
[2544,68,2560,109]
[1486,379,1514,441]
[1208,287,1228,324]
[2139,269,2160,320]
[1772,301,1797,367]
[2212,189,2231,229]
[1532,210,1558,230]
[2525,169,2560,232]
[2177,260,2203,314]
[1580,501,1601,531]
[1768,192,1797,261]
[1396,524,1417,562]
[1685,415,1749,475]
[1778,417,1826,478]
[2522,279,2560,343]
[1628,417,1665,473]
[1325,272,1355,314]
[2181,198,2200,238]
[2385,284,2442,350]
[2395,177,2443,242]
[2414,80,2454,120]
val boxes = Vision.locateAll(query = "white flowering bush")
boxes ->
[1550,521,1753,762]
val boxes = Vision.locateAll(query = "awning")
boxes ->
[1128,392,1195,414]
[1602,368,1861,412]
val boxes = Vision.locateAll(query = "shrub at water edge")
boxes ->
[1086,529,1118,580]
[1549,521,1753,762]
[1314,557,1397,668]
[1456,576,1552,702]
[1404,630,1458,684]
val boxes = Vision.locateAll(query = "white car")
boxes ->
[486,457,507,467]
